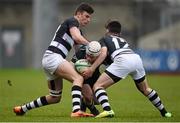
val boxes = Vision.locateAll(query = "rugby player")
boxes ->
[83,20,172,118]
[13,3,94,117]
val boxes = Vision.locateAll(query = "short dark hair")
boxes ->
[105,20,121,34]
[75,3,94,15]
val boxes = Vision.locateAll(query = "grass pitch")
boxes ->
[0,69,180,122]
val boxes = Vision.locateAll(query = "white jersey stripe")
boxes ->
[50,41,68,56]
[111,47,131,59]
[62,33,74,47]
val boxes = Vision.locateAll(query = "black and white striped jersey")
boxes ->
[46,17,80,58]
[99,35,134,60]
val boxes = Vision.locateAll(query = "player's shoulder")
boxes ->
[100,35,113,43]
[65,17,76,22]
[64,17,79,26]
[104,35,114,40]
[99,36,107,42]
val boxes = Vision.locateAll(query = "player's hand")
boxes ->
[81,67,94,79]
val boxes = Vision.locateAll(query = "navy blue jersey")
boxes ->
[71,45,86,63]
[71,45,100,87]
[47,17,80,58]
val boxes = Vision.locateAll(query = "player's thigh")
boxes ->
[93,72,114,90]
[106,60,129,80]
[54,60,83,83]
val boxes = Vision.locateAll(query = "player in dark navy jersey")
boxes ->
[71,41,102,116]
[83,20,172,118]
[13,3,95,117]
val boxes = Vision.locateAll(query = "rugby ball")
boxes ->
[74,59,91,73]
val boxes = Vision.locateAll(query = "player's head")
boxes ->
[75,3,94,26]
[75,3,94,15]
[86,41,101,63]
[105,20,121,35]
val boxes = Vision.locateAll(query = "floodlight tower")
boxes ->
[32,0,59,68]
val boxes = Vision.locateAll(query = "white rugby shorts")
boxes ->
[42,52,66,80]
[106,54,145,80]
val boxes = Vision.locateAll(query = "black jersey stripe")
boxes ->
[47,46,66,58]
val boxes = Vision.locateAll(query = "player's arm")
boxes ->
[82,46,107,78]
[90,47,107,72]
[70,27,89,45]
[90,38,108,73]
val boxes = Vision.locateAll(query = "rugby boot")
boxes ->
[95,110,115,118]
[162,112,172,118]
[160,108,172,118]
[71,110,94,117]
[13,106,25,116]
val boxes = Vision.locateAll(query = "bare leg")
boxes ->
[82,84,99,115]
[54,60,84,113]
[93,72,114,112]
[16,77,63,114]
[135,79,172,117]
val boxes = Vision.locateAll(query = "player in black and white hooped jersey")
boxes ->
[82,20,172,118]
[13,3,95,118]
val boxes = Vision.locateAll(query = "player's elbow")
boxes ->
[72,34,79,42]
[100,48,108,59]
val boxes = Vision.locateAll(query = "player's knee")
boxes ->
[93,84,98,92]
[93,82,104,91]
[144,88,152,96]
[49,95,61,103]
[49,89,62,103]
[74,75,84,85]
[140,87,152,96]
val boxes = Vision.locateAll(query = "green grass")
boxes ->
[0,69,180,122]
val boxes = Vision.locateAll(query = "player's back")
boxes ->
[100,35,134,60]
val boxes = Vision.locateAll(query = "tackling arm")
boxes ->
[82,47,107,78]
[70,27,89,45]
[90,47,107,72]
